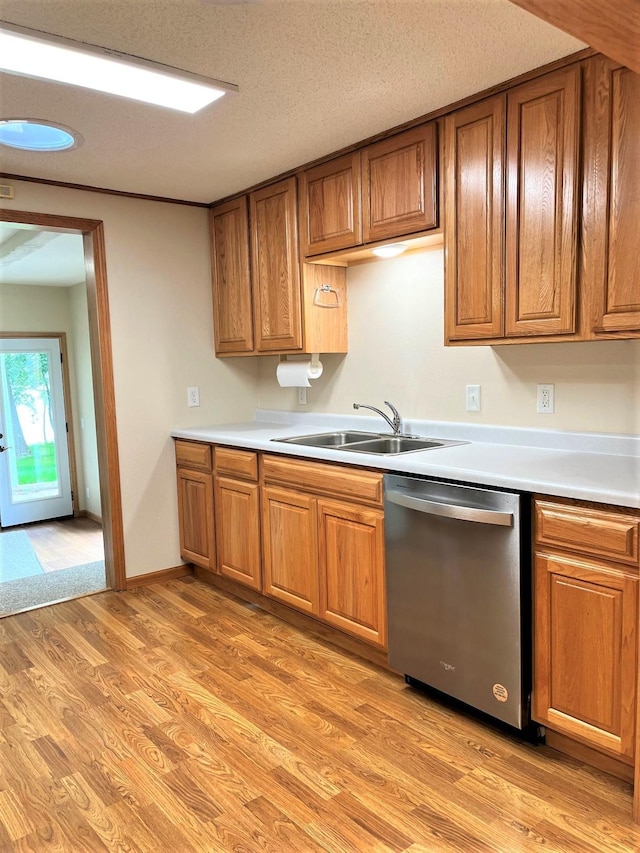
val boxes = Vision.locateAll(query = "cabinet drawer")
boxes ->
[262,455,383,506]
[535,499,639,567]
[175,440,212,473]
[215,446,258,481]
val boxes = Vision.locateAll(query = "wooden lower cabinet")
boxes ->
[260,456,386,648]
[261,485,319,615]
[176,467,215,570]
[177,446,388,649]
[533,497,639,764]
[318,499,386,647]
[214,476,261,591]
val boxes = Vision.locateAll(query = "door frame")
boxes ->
[0,210,126,591]
[0,331,79,519]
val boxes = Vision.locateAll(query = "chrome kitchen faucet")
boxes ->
[353,400,404,435]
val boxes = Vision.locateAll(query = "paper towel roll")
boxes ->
[276,359,323,387]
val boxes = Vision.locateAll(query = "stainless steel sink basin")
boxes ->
[342,436,450,454]
[272,431,467,454]
[274,430,377,447]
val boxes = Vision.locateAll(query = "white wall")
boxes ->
[257,249,640,436]
[0,280,93,512]
[2,180,259,578]
[68,282,101,519]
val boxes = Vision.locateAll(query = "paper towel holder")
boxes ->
[278,353,322,370]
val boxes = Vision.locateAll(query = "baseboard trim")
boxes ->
[193,566,390,670]
[77,509,103,524]
[545,729,634,783]
[126,564,193,589]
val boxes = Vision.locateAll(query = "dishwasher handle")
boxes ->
[386,489,514,527]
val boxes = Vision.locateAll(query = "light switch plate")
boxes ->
[466,384,481,412]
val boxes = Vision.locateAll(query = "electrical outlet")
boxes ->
[537,383,555,414]
[86,487,90,500]
[466,384,481,412]
[187,386,200,407]
[298,387,308,405]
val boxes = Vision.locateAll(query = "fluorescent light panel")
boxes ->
[0,22,238,113]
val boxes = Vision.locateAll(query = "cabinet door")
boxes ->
[505,66,580,337]
[214,476,261,591]
[250,177,303,352]
[261,486,319,615]
[534,553,637,761]
[318,500,386,647]
[210,197,254,354]
[363,123,438,243]
[583,58,640,335]
[299,152,362,256]
[176,468,215,570]
[444,95,506,341]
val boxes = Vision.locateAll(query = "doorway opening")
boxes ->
[0,210,125,615]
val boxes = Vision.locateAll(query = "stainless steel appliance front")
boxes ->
[384,474,527,729]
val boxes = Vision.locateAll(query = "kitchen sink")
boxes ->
[273,431,467,454]
[341,436,450,454]
[274,430,377,447]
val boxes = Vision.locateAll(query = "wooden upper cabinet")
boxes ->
[299,152,362,256]
[444,95,506,341]
[250,177,303,352]
[505,66,581,337]
[363,123,438,243]
[210,197,254,355]
[583,58,640,336]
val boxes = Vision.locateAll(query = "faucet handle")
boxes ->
[384,401,402,432]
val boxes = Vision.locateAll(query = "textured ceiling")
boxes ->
[0,225,86,286]
[0,0,583,204]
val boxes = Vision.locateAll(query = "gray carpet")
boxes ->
[0,530,45,581]
[0,560,107,616]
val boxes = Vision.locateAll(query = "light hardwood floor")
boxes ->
[1,577,639,852]
[21,516,105,572]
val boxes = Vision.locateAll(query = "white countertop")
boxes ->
[172,410,640,509]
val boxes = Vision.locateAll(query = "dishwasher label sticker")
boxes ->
[493,684,508,703]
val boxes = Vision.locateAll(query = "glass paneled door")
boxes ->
[0,337,73,526]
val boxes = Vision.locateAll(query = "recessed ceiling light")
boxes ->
[0,21,238,114]
[371,243,408,258]
[0,119,81,151]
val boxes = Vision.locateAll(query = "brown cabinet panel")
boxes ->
[176,468,215,570]
[534,553,637,760]
[318,500,386,647]
[583,59,640,335]
[174,440,212,473]
[536,500,640,567]
[505,67,580,337]
[215,476,261,590]
[363,124,438,243]
[300,152,362,256]
[250,178,303,352]
[262,454,383,505]
[210,197,254,354]
[214,447,258,481]
[261,486,319,615]
[445,95,506,341]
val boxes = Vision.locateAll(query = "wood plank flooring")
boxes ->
[22,517,104,573]
[1,576,639,852]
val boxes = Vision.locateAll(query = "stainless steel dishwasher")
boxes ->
[384,474,530,730]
